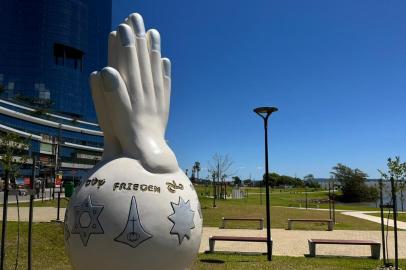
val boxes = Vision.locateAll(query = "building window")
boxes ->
[54,43,84,71]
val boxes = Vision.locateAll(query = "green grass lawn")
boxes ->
[0,222,403,270]
[367,212,406,222]
[196,186,379,211]
[193,253,406,270]
[17,185,378,212]
[10,187,383,231]
[0,222,70,270]
[199,195,384,230]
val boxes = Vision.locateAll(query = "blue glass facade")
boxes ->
[0,0,112,121]
[0,0,111,183]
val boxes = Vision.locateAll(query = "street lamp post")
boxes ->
[305,187,308,210]
[212,171,217,208]
[254,106,278,261]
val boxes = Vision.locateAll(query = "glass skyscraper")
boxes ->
[0,0,111,121]
[0,0,111,183]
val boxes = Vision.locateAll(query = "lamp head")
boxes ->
[253,107,278,119]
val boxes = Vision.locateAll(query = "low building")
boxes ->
[0,98,103,184]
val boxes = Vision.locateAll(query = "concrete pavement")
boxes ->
[0,189,57,204]
[0,206,65,222]
[201,227,406,258]
[1,207,405,258]
[342,211,406,230]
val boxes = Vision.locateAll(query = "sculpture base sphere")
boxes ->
[64,157,202,270]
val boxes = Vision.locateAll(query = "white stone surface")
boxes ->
[65,159,202,270]
[65,12,202,270]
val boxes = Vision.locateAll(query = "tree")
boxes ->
[400,181,406,212]
[232,176,242,187]
[0,133,31,190]
[193,161,201,181]
[264,172,280,187]
[303,174,314,182]
[208,153,234,199]
[378,156,406,211]
[263,172,304,188]
[243,179,252,186]
[331,163,377,202]
[190,167,195,182]
[378,156,406,183]
[303,174,321,188]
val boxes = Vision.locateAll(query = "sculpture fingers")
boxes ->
[89,71,122,160]
[100,67,140,160]
[108,31,119,70]
[116,24,144,105]
[147,29,165,112]
[127,13,156,105]
[161,58,171,132]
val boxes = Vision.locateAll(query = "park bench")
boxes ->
[287,219,333,231]
[220,217,264,230]
[208,236,271,253]
[308,239,381,259]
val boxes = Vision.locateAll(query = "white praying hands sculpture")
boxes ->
[89,12,178,174]
[65,13,202,270]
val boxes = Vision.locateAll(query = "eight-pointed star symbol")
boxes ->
[168,197,195,244]
[71,195,104,246]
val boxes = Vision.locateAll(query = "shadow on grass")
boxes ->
[304,254,378,260]
[200,259,225,264]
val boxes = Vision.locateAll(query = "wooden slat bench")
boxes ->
[208,236,271,253]
[308,239,381,259]
[288,219,333,231]
[220,217,264,230]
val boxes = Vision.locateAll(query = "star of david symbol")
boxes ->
[71,195,104,246]
[168,197,195,245]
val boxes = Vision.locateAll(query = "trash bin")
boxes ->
[65,181,74,198]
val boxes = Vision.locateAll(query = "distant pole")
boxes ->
[0,168,9,270]
[390,177,399,270]
[260,180,262,205]
[28,157,36,270]
[254,106,278,261]
[53,124,62,199]
[332,183,336,223]
[305,187,308,210]
[212,173,216,208]
[328,182,332,220]
[56,190,61,222]
[379,179,387,266]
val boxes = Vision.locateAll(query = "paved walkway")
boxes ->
[0,207,65,222]
[201,227,406,258]
[277,206,406,229]
[342,211,406,230]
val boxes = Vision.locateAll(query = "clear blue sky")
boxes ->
[111,0,406,180]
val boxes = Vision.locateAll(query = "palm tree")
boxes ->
[194,161,201,181]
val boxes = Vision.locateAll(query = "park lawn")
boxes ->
[20,185,378,212]
[0,222,70,270]
[196,185,379,211]
[193,253,406,270]
[0,222,404,270]
[367,212,406,222]
[199,196,383,230]
[259,189,379,211]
